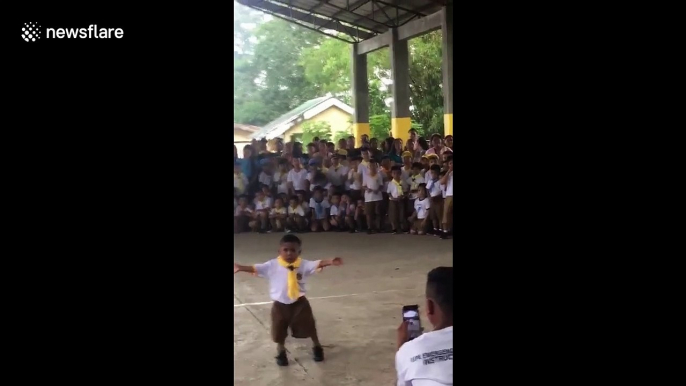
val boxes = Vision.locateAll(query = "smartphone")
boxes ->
[402,305,422,340]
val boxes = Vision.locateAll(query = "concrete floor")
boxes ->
[233,232,453,386]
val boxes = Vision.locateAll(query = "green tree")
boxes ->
[301,121,332,145]
[408,31,444,136]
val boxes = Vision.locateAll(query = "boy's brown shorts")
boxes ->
[442,196,453,224]
[271,296,317,343]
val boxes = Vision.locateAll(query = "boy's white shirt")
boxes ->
[362,173,384,202]
[254,197,273,211]
[407,174,425,199]
[270,207,287,216]
[273,170,290,194]
[444,172,453,197]
[395,326,453,386]
[287,205,305,217]
[414,198,430,220]
[326,164,349,186]
[258,171,273,187]
[234,174,249,194]
[426,178,442,198]
[287,168,308,191]
[253,258,322,304]
[387,180,404,199]
[330,204,339,216]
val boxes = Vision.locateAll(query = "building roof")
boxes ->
[236,0,451,43]
[234,123,260,132]
[251,96,353,140]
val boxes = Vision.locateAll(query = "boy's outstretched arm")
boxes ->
[317,257,343,269]
[234,263,255,274]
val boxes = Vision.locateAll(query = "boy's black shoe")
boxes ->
[275,351,289,366]
[440,232,450,239]
[367,229,373,235]
[313,346,324,362]
[392,229,398,234]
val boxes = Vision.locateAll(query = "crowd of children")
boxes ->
[234,130,454,239]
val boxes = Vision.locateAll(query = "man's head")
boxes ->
[429,164,441,180]
[409,128,418,141]
[347,136,356,149]
[444,135,453,148]
[426,267,453,328]
[307,143,317,156]
[338,138,347,150]
[291,157,301,169]
[370,138,379,150]
[431,134,442,148]
[362,149,371,161]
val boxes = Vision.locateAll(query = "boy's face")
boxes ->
[279,163,287,171]
[239,198,247,206]
[297,193,304,202]
[369,162,377,172]
[279,241,301,262]
[403,156,412,164]
[307,146,316,156]
[421,159,429,168]
[429,159,437,166]
[244,148,253,158]
[289,199,298,207]
[341,195,349,203]
[347,137,355,148]
[418,188,427,199]
[292,158,300,168]
[412,166,421,175]
[331,196,340,205]
[362,151,370,161]
[430,170,439,180]
[381,159,390,169]
[313,190,323,200]
[332,157,340,166]
[256,191,265,201]
[392,170,401,180]
[275,199,283,208]
[262,186,270,195]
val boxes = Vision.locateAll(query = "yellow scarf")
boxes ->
[276,256,302,300]
[392,179,403,196]
[234,173,244,192]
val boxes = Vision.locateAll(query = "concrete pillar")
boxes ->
[351,44,369,148]
[389,28,411,144]
[441,6,453,137]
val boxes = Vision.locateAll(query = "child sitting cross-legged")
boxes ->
[269,197,288,232]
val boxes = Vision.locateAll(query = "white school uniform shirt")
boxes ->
[270,207,287,216]
[358,160,370,177]
[273,170,289,195]
[407,174,425,200]
[234,206,252,217]
[253,258,322,305]
[414,198,430,220]
[329,204,339,217]
[441,184,447,199]
[395,326,453,386]
[348,169,362,190]
[387,180,404,199]
[287,168,308,191]
[363,173,384,202]
[444,172,453,197]
[326,165,349,187]
[287,205,305,217]
[254,197,272,211]
[426,179,442,198]
[258,171,273,188]
[309,198,331,220]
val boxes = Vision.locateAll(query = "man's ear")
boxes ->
[426,298,436,316]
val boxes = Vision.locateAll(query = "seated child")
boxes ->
[328,194,343,231]
[286,195,306,233]
[234,195,251,233]
[408,184,430,235]
[309,187,331,232]
[234,234,343,366]
[354,198,366,232]
[252,190,273,233]
[269,197,288,232]
[234,163,249,196]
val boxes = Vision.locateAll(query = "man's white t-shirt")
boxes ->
[426,179,442,198]
[395,326,453,386]
[287,168,308,191]
[414,198,430,220]
[327,165,349,187]
[253,258,321,304]
[258,171,273,188]
[254,197,272,211]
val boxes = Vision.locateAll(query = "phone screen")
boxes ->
[402,305,422,340]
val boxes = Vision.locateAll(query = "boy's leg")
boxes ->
[398,199,406,232]
[365,201,374,233]
[288,297,324,362]
[310,219,319,232]
[249,219,259,232]
[442,196,453,235]
[270,218,278,231]
[346,215,355,232]
[271,302,291,366]
[374,201,382,231]
[322,218,330,231]
[388,200,398,232]
[259,211,268,231]
[275,218,283,231]
[296,216,305,231]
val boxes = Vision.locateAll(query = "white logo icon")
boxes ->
[22,22,41,42]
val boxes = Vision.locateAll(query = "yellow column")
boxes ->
[353,123,370,148]
[391,117,412,144]
[444,114,453,136]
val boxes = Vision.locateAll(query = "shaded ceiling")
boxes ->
[236,0,451,43]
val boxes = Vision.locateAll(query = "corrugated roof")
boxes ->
[251,96,331,139]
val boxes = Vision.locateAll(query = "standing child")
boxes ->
[387,165,407,234]
[344,196,357,233]
[440,157,453,239]
[233,235,343,366]
[408,184,430,235]
[269,197,288,232]
[234,163,249,196]
[362,159,384,234]
[347,156,363,202]
[426,165,444,235]
[253,190,273,233]
[273,158,290,196]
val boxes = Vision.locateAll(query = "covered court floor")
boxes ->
[233,232,453,385]
[236,0,454,147]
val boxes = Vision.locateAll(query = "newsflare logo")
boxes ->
[21,23,124,42]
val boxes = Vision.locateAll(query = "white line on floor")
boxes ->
[233,288,418,308]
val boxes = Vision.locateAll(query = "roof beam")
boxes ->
[244,0,375,40]
[354,8,444,54]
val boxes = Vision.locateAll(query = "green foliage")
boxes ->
[333,126,352,143]
[369,114,391,141]
[301,121,332,145]
[234,3,446,138]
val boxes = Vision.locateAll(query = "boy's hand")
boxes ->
[397,320,409,350]
[332,257,343,266]
[234,263,239,274]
